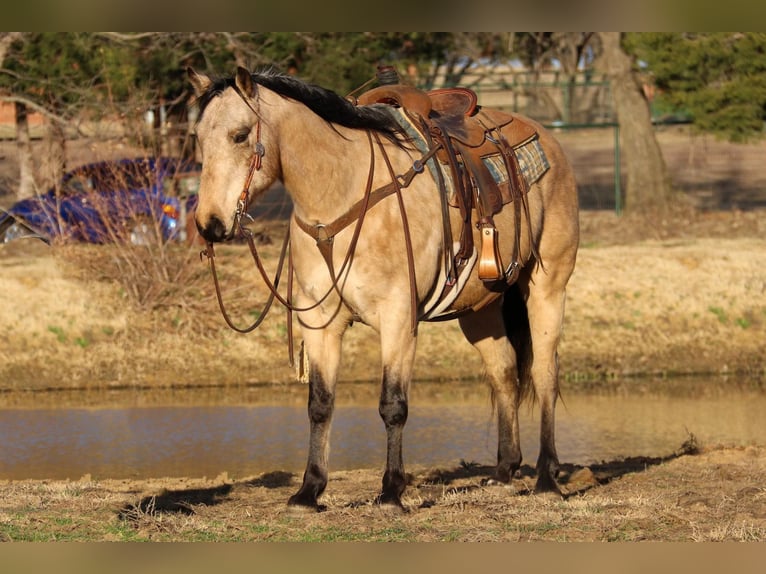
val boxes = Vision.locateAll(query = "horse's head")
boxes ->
[188,67,279,242]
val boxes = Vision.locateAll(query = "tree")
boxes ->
[596,32,674,214]
[624,32,766,143]
[512,32,596,123]
[245,33,460,95]
[1,33,112,199]
[1,33,35,199]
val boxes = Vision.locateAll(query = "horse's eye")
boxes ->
[233,129,250,144]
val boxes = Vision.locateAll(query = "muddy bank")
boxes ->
[1,443,764,541]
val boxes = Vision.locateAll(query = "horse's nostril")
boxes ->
[197,215,228,243]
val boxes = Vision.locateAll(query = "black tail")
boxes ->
[502,283,534,404]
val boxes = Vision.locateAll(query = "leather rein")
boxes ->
[201,87,438,364]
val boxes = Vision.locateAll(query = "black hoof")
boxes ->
[534,473,563,497]
[374,493,409,513]
[287,493,326,513]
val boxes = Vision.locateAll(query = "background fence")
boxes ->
[3,71,765,214]
[462,71,765,213]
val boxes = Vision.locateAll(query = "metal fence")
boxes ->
[468,74,766,213]
[460,74,623,213]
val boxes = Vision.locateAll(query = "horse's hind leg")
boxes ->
[459,298,522,483]
[522,265,572,495]
[287,312,347,511]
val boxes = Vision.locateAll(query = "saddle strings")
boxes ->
[202,129,380,364]
[203,79,437,359]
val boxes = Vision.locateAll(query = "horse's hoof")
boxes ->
[374,493,409,513]
[534,476,563,500]
[287,494,327,513]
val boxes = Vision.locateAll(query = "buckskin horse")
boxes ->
[188,66,579,510]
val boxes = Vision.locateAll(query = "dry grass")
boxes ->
[1,444,764,541]
[563,235,766,378]
[1,209,765,391]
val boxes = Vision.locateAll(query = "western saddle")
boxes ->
[357,83,538,284]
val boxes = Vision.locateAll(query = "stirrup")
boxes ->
[477,224,504,282]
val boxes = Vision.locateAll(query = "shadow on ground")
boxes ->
[116,470,295,521]
[116,436,699,521]
[416,434,700,501]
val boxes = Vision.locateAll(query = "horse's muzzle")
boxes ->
[197,215,229,243]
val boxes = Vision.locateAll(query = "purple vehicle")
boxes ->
[0,157,201,245]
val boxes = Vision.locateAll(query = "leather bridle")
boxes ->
[200,84,432,365]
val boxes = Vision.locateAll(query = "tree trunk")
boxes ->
[44,121,67,198]
[15,102,37,200]
[597,32,673,214]
[0,32,22,64]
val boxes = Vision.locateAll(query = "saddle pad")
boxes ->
[385,106,550,197]
[386,106,457,198]
[482,136,550,188]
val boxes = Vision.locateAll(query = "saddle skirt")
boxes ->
[358,83,550,292]
[382,105,550,210]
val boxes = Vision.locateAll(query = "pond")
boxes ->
[1,377,764,480]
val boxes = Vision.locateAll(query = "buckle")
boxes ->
[314,224,332,243]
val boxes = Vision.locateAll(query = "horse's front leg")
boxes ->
[287,309,348,511]
[376,321,418,509]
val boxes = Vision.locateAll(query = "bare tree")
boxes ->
[0,32,21,63]
[1,33,36,199]
[596,32,673,214]
[14,101,36,199]
[552,33,594,123]
[1,33,100,199]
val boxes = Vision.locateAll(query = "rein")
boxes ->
[201,85,440,362]
[293,134,441,335]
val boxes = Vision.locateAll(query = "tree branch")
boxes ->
[94,32,160,43]
[0,94,78,130]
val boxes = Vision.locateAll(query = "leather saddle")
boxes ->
[357,84,538,282]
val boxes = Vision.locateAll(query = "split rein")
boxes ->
[200,144,304,366]
[200,118,435,365]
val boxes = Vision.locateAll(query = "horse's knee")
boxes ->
[308,379,335,424]
[379,396,408,427]
[378,368,409,426]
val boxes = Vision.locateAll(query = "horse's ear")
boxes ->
[235,66,255,98]
[187,67,212,96]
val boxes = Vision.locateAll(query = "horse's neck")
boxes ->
[278,105,374,224]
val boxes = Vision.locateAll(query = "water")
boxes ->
[1,378,764,480]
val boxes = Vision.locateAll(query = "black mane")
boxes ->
[196,69,407,145]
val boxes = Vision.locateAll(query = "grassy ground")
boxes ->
[1,442,764,542]
[1,210,764,392]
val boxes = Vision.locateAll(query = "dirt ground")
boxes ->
[1,441,764,541]
[1,129,766,541]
